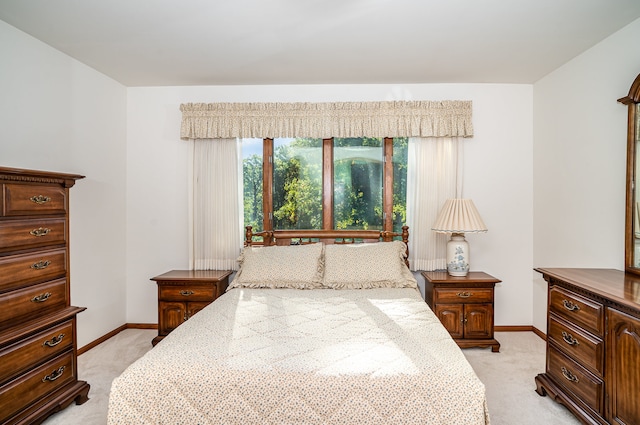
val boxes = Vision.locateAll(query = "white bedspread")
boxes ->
[108,288,490,424]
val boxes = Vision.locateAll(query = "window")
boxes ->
[242,137,407,234]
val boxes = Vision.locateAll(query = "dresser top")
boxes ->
[0,166,85,187]
[535,268,640,309]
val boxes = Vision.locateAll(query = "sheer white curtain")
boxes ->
[189,138,243,270]
[406,137,462,271]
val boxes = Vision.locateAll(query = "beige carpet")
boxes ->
[42,330,581,425]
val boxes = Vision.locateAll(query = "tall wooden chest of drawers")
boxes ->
[0,167,90,424]
[535,268,640,425]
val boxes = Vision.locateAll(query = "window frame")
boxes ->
[259,137,396,234]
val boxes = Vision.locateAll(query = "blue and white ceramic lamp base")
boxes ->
[446,233,470,276]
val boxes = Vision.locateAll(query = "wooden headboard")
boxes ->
[244,225,410,267]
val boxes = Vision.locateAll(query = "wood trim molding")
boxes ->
[77,323,158,355]
[495,325,547,341]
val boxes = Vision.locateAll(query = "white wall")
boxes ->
[0,21,128,348]
[532,18,640,332]
[11,15,639,344]
[126,84,534,327]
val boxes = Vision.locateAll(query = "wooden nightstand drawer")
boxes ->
[547,345,603,415]
[548,315,603,376]
[2,183,67,216]
[433,287,493,304]
[549,285,604,336]
[159,286,216,302]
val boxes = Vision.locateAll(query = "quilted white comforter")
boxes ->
[108,288,490,424]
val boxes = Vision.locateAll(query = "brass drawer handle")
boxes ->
[180,290,195,296]
[42,366,65,382]
[30,227,52,237]
[43,333,66,347]
[30,195,51,205]
[561,366,579,383]
[456,291,472,298]
[562,299,581,312]
[561,331,580,346]
[31,292,52,303]
[31,260,51,270]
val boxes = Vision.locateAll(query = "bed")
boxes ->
[107,228,490,425]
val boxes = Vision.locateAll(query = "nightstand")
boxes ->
[422,271,501,352]
[151,269,232,345]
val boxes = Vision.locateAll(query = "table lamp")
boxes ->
[431,199,487,276]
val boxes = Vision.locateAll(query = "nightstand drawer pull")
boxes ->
[42,366,65,382]
[43,333,66,347]
[562,299,581,312]
[456,291,472,298]
[30,227,51,237]
[31,292,52,303]
[31,260,51,270]
[30,195,52,204]
[561,366,579,383]
[180,290,195,296]
[561,331,580,346]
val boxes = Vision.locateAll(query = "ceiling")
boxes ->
[1,0,640,87]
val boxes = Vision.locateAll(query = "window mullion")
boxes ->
[383,137,394,234]
[263,138,274,242]
[322,138,334,230]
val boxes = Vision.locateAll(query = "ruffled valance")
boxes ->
[180,100,473,139]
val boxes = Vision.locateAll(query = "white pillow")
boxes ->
[323,241,417,289]
[229,243,324,290]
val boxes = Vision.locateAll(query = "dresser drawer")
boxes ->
[547,345,604,415]
[548,315,604,376]
[159,285,217,302]
[0,218,66,253]
[433,287,493,304]
[0,351,75,424]
[0,320,74,383]
[2,183,67,216]
[0,248,66,292]
[0,279,68,330]
[549,286,604,336]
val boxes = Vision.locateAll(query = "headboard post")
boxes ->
[245,226,274,247]
[245,226,253,246]
[402,225,410,267]
[401,225,409,245]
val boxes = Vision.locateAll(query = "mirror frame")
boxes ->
[619,73,640,275]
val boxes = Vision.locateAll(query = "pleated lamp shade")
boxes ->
[432,199,487,276]
[432,199,488,234]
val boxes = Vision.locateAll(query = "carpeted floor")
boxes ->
[42,330,581,424]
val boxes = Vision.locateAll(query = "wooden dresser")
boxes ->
[535,268,640,425]
[151,269,232,346]
[422,271,501,352]
[0,166,89,425]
